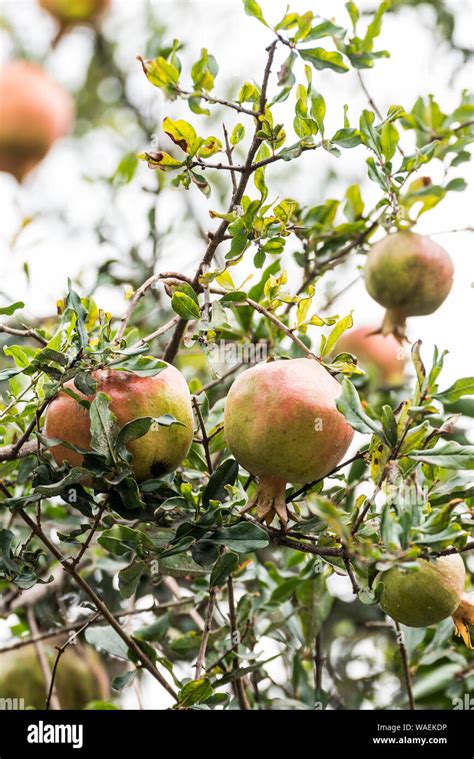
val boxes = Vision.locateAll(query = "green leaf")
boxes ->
[332,128,362,148]
[178,678,214,707]
[212,522,269,552]
[310,91,326,135]
[138,151,183,171]
[118,561,145,599]
[381,405,397,447]
[89,392,118,462]
[163,116,198,154]
[242,0,269,27]
[380,122,399,161]
[320,314,353,357]
[210,552,239,587]
[112,670,137,692]
[407,442,474,469]
[306,20,346,41]
[0,301,24,316]
[346,2,359,29]
[191,48,218,91]
[299,48,349,73]
[230,123,245,145]
[171,291,201,320]
[202,459,239,507]
[434,377,474,404]
[139,56,179,96]
[336,378,385,440]
[85,626,130,660]
[364,0,390,50]
[109,356,168,377]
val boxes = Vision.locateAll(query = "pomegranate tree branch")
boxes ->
[394,621,415,710]
[287,452,365,503]
[194,586,217,679]
[71,501,107,568]
[0,600,196,654]
[192,397,213,474]
[13,505,178,701]
[0,439,39,462]
[227,576,250,710]
[0,323,48,345]
[163,41,279,365]
[45,614,100,710]
[27,606,61,711]
[176,87,257,118]
[113,271,192,347]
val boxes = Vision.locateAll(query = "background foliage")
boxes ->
[0,0,473,710]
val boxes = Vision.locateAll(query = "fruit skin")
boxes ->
[224,358,354,527]
[0,644,109,710]
[0,61,73,182]
[378,554,465,627]
[44,366,194,481]
[364,231,453,336]
[39,0,111,25]
[335,326,406,385]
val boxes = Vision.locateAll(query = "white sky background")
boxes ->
[0,0,472,389]
[0,0,473,708]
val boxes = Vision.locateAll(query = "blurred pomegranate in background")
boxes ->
[335,325,406,386]
[0,61,74,182]
[39,0,111,28]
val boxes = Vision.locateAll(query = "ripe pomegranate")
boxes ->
[364,231,454,337]
[44,366,194,481]
[335,325,406,385]
[0,643,109,709]
[39,0,111,27]
[0,61,73,182]
[378,554,465,627]
[224,358,354,528]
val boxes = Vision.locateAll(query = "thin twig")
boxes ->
[45,614,100,710]
[0,600,196,654]
[394,621,415,710]
[27,607,61,710]
[71,502,106,568]
[287,453,365,503]
[163,41,279,365]
[314,631,323,698]
[227,576,250,709]
[14,505,178,701]
[194,587,217,679]
[0,324,48,345]
[223,123,238,194]
[192,397,213,474]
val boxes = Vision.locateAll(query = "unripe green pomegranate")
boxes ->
[0,61,73,182]
[44,366,194,481]
[364,231,454,337]
[0,644,109,709]
[224,358,354,528]
[378,554,465,627]
[335,325,406,385]
[39,0,111,26]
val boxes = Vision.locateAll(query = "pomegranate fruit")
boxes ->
[335,325,406,385]
[364,231,454,337]
[224,358,354,528]
[0,643,109,709]
[0,61,73,182]
[44,366,194,481]
[378,554,465,627]
[39,0,111,27]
